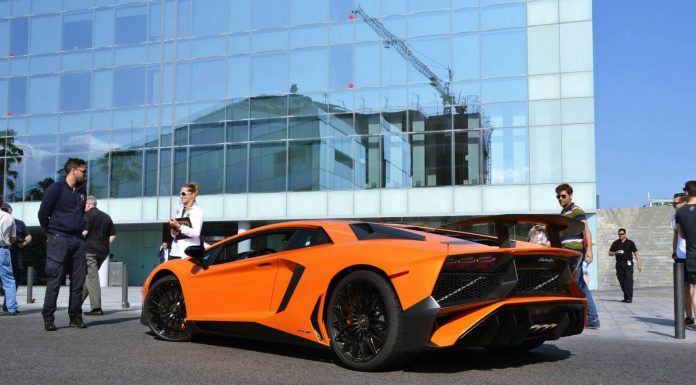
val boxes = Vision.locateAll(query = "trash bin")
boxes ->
[108,261,123,286]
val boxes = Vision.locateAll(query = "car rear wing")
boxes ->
[443,214,585,249]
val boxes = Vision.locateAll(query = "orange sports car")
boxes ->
[141,214,587,371]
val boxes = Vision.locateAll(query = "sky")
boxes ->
[593,0,696,208]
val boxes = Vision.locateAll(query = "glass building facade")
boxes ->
[0,0,596,284]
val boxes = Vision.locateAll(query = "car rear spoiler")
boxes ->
[443,214,585,249]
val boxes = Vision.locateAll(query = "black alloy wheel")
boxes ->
[144,275,192,342]
[327,271,406,371]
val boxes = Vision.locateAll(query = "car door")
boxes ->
[184,230,296,322]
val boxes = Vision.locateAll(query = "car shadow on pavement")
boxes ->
[405,344,572,373]
[84,316,141,326]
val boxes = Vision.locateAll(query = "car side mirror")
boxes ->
[185,245,209,270]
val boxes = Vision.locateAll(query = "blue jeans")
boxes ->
[576,260,599,322]
[42,233,86,321]
[0,248,18,312]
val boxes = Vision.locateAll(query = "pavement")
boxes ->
[3,285,696,343]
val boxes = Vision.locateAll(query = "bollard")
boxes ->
[26,266,34,304]
[122,262,130,308]
[674,262,685,339]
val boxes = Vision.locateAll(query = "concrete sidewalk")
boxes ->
[4,285,696,343]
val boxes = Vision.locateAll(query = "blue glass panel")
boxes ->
[61,51,91,71]
[113,66,146,107]
[228,34,250,55]
[177,0,192,37]
[58,132,90,153]
[290,25,328,49]
[179,38,194,60]
[94,8,114,47]
[191,59,225,100]
[191,36,226,57]
[174,124,188,145]
[480,3,525,30]
[32,0,60,13]
[25,134,57,152]
[63,0,94,11]
[91,111,112,131]
[143,149,157,196]
[382,16,407,38]
[289,48,328,92]
[0,0,7,17]
[190,122,225,145]
[31,15,60,54]
[113,107,145,129]
[110,150,143,198]
[115,45,147,66]
[329,22,353,45]
[0,20,8,58]
[383,133,411,188]
[27,114,59,134]
[410,107,453,132]
[192,0,228,36]
[480,0,523,5]
[190,146,224,194]
[482,102,528,127]
[488,127,528,184]
[251,52,288,95]
[381,87,408,110]
[226,121,249,142]
[481,76,527,103]
[253,0,288,29]
[452,34,480,81]
[355,20,381,43]
[249,142,286,192]
[158,147,172,196]
[0,80,6,113]
[8,77,26,115]
[252,29,288,52]
[291,0,328,25]
[146,66,160,105]
[410,131,452,187]
[481,29,526,78]
[454,130,482,184]
[330,45,352,90]
[453,0,479,8]
[10,17,28,55]
[329,90,354,112]
[330,0,353,21]
[289,140,323,191]
[226,144,247,193]
[29,75,59,113]
[115,6,147,45]
[161,63,174,101]
[4,147,24,201]
[409,0,451,13]
[225,98,250,120]
[408,36,451,86]
[163,0,176,39]
[191,101,225,123]
[92,70,113,109]
[148,2,162,40]
[9,57,28,75]
[60,72,91,111]
[289,116,326,139]
[250,95,287,119]
[354,88,380,113]
[453,8,479,33]
[327,137,354,189]
[23,156,58,201]
[144,127,158,146]
[289,92,328,116]
[175,61,191,102]
[63,12,93,51]
[59,112,90,133]
[381,0,407,16]
[355,134,382,188]
[112,127,145,149]
[408,12,450,38]
[409,83,441,108]
[1,60,10,77]
[250,118,286,141]
[381,44,407,86]
[11,0,28,16]
[354,43,379,88]
[449,80,481,108]
[229,0,250,33]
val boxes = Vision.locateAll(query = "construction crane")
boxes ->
[352,5,463,114]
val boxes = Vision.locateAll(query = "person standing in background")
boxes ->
[168,182,203,260]
[81,196,116,316]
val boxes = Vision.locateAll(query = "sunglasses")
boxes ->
[673,202,683,207]
[556,194,568,199]
[618,233,626,235]
[180,191,191,196]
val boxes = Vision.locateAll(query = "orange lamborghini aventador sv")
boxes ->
[141,214,588,371]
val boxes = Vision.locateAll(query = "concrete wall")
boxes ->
[596,207,674,289]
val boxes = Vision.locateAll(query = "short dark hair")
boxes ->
[64,158,86,174]
[674,192,687,201]
[618,228,626,234]
[555,183,573,195]
[684,181,696,196]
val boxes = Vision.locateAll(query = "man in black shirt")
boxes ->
[37,158,88,331]
[608,228,642,303]
[675,180,696,316]
[81,196,116,316]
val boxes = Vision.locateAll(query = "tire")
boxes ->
[485,338,545,354]
[144,275,192,342]
[326,270,406,371]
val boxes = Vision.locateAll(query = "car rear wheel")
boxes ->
[144,275,192,342]
[327,271,406,371]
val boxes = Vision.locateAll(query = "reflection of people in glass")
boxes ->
[528,224,550,247]
[168,182,203,260]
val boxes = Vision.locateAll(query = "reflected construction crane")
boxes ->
[352,5,464,115]
[353,5,492,183]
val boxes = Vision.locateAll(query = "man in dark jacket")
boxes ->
[81,196,116,315]
[38,158,88,331]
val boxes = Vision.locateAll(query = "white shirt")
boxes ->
[169,202,204,258]
[672,213,687,259]
[0,210,15,246]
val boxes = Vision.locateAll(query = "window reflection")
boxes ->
[455,130,482,185]
[355,135,381,189]
[110,150,143,198]
[190,146,224,194]
[327,137,354,189]
[115,6,147,45]
[144,149,158,196]
[488,127,528,184]
[8,77,27,115]
[226,144,248,193]
[10,17,28,56]
[60,72,91,111]
[63,12,93,50]
[190,122,225,145]
[113,67,146,107]
[249,142,287,193]
[253,0,288,30]
[289,140,324,191]
[251,118,287,141]
[24,156,58,201]
[383,134,411,188]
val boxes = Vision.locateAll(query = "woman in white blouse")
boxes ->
[168,182,204,259]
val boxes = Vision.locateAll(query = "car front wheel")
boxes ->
[144,275,192,342]
[327,270,406,371]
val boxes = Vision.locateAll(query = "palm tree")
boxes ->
[0,129,25,199]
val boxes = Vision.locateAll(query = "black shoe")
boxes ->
[69,318,87,329]
[625,299,632,303]
[44,320,57,331]
[84,308,104,316]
